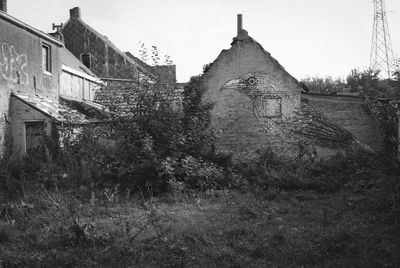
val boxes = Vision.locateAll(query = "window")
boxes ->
[80,53,92,69]
[42,44,51,73]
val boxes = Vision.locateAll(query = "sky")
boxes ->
[7,0,400,82]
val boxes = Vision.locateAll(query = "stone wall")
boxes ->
[94,80,141,114]
[152,65,177,85]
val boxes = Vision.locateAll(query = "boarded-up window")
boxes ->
[25,121,45,155]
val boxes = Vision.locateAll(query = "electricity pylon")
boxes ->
[370,0,395,79]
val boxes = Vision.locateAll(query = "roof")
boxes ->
[61,47,104,84]
[61,47,96,77]
[12,93,109,124]
[204,29,301,87]
[0,11,64,47]
[63,17,157,79]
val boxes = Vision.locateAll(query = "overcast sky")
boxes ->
[7,0,400,82]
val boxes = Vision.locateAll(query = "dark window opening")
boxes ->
[42,44,51,73]
[81,53,92,69]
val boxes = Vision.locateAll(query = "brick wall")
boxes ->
[63,18,145,80]
[302,93,385,152]
[202,37,302,160]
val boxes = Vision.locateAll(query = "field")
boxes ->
[1,158,399,268]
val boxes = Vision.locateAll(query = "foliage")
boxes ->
[302,68,399,98]
[138,41,174,66]
[392,58,400,90]
[151,45,160,65]
[364,98,399,155]
[346,68,399,98]
[182,75,216,157]
[301,76,346,94]
[164,54,173,65]
[346,68,380,95]
[138,40,149,64]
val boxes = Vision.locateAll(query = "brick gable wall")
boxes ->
[202,40,302,160]
[63,19,138,79]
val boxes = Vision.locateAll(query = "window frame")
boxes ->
[42,43,52,74]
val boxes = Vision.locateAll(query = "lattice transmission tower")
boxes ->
[370,0,395,79]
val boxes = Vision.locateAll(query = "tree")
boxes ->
[300,76,346,94]
[163,54,173,65]
[151,45,160,65]
[346,68,381,97]
[138,41,149,64]
[393,58,400,85]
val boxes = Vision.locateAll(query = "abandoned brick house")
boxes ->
[202,15,384,159]
[61,7,181,112]
[0,3,106,157]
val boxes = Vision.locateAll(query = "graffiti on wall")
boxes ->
[0,43,29,85]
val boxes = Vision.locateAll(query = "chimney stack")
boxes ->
[70,7,81,19]
[0,0,7,13]
[237,14,243,36]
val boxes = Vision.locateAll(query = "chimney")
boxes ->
[237,14,243,36]
[0,0,7,13]
[70,7,81,19]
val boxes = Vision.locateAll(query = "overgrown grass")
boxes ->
[0,186,399,267]
[0,146,399,267]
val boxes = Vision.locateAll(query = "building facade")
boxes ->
[62,7,158,82]
[201,16,302,159]
[0,4,104,157]
[200,15,383,160]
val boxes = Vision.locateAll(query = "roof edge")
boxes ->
[0,11,64,47]
[11,93,59,121]
[62,64,104,85]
